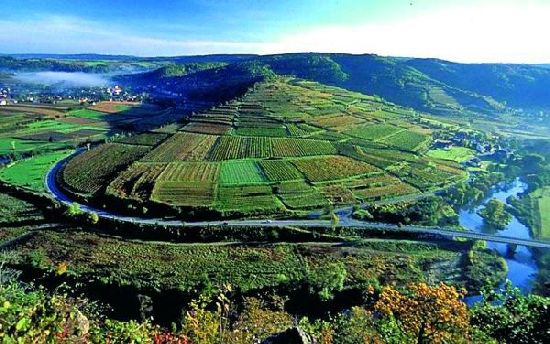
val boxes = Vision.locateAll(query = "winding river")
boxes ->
[459,178,538,293]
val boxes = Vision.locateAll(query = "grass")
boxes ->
[0,193,43,224]
[68,109,106,120]
[152,181,216,206]
[23,119,80,133]
[0,138,67,155]
[382,130,431,152]
[276,181,329,209]
[0,227,32,245]
[0,150,73,192]
[259,160,304,182]
[539,189,550,239]
[220,160,266,185]
[345,124,401,141]
[217,185,282,214]
[427,147,476,163]
[528,186,550,239]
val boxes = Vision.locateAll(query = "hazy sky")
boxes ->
[1,0,549,63]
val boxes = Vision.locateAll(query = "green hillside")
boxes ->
[5,52,550,122]
[105,53,550,125]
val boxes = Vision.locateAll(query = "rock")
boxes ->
[262,327,313,344]
[137,294,154,321]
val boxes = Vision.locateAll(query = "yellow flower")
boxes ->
[56,262,68,276]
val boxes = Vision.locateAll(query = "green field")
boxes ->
[345,124,401,141]
[234,127,288,137]
[217,184,282,214]
[540,194,550,239]
[23,119,81,133]
[61,144,149,195]
[68,109,106,120]
[0,193,44,224]
[0,138,64,154]
[152,181,216,206]
[0,150,73,192]
[260,160,304,182]
[534,186,550,239]
[381,130,430,152]
[427,147,476,162]
[220,160,266,185]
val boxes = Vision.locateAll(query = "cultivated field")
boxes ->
[61,144,149,195]
[55,77,469,217]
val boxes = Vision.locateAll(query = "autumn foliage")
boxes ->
[375,282,470,343]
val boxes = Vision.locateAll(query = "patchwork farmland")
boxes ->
[57,77,467,218]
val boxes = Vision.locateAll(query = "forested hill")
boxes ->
[256,54,550,115]
[3,52,550,116]
[0,54,256,74]
[0,56,156,74]
[115,53,550,116]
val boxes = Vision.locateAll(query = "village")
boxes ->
[432,129,514,169]
[0,84,143,107]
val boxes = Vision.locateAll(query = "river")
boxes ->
[459,178,538,294]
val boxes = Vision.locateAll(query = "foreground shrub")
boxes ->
[374,283,470,343]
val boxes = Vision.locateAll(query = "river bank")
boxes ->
[459,178,541,294]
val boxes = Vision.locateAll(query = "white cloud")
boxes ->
[1,3,550,63]
[0,16,266,56]
[261,3,550,63]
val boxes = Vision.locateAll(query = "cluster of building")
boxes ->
[0,88,10,106]
[0,84,144,106]
[432,131,514,168]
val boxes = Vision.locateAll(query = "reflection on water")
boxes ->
[459,178,537,293]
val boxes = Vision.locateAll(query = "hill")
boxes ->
[258,53,550,116]
[0,55,160,74]
[119,60,275,104]
[115,62,226,85]
[58,77,467,219]
[0,54,257,74]
[4,52,550,119]
[106,53,550,120]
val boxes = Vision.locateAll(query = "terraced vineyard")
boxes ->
[58,77,467,218]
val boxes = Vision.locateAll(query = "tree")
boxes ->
[330,211,339,230]
[471,282,550,344]
[307,262,347,301]
[375,283,470,343]
[65,203,82,217]
[521,154,545,174]
[478,199,512,229]
[87,212,99,225]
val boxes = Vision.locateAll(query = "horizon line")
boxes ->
[2,51,550,65]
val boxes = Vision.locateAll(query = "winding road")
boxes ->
[44,152,550,249]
